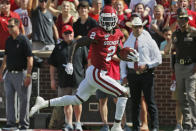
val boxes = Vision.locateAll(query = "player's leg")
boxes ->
[30,80,93,117]
[91,68,128,131]
[29,66,96,117]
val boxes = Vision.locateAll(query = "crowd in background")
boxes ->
[0,0,196,131]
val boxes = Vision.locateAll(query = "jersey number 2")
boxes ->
[106,46,116,62]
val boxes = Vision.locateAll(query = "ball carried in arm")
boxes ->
[118,47,139,62]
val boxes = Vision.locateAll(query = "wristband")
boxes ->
[27,73,31,77]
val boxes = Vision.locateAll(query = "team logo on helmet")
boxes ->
[99,6,118,31]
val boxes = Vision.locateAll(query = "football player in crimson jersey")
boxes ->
[29,5,138,131]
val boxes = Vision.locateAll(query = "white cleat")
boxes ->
[111,125,123,131]
[29,96,48,117]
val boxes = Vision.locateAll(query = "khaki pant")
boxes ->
[48,87,77,129]
[175,63,196,128]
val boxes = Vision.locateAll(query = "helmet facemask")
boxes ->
[99,12,118,31]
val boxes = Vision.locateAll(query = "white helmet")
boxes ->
[99,5,118,31]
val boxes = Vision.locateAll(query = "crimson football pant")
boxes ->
[50,65,128,121]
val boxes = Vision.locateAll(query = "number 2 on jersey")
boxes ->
[106,46,116,62]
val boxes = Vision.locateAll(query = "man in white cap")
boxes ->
[120,17,162,131]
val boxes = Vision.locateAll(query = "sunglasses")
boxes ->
[7,25,15,28]
[133,25,143,28]
[39,0,47,3]
[64,31,72,35]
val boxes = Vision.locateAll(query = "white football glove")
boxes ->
[63,63,73,75]
[127,49,139,62]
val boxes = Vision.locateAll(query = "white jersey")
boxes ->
[14,8,32,36]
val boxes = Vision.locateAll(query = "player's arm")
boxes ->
[116,43,123,59]
[69,36,95,63]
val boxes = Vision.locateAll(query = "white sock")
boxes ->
[41,100,49,108]
[115,97,128,121]
[50,95,82,106]
[113,122,121,127]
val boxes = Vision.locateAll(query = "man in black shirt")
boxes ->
[0,18,33,130]
[73,1,98,41]
[172,8,196,130]
[48,25,88,131]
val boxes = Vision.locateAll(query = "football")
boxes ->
[119,47,137,61]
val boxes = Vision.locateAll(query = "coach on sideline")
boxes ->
[0,18,33,130]
[120,17,162,131]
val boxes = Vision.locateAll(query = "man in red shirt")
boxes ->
[88,0,102,22]
[178,0,196,27]
[29,5,138,131]
[0,0,24,50]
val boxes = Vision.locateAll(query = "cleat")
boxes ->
[29,96,48,117]
[111,124,123,131]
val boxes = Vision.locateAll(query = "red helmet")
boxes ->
[99,5,118,31]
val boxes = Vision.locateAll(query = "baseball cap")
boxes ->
[177,7,189,18]
[62,25,73,33]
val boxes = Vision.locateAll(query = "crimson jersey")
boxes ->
[88,26,123,71]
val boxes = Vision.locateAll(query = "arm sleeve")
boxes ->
[48,46,58,67]
[148,39,162,68]
[24,36,33,57]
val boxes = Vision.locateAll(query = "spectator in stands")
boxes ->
[160,27,172,51]
[134,3,151,32]
[156,0,170,12]
[0,18,33,130]
[163,0,178,32]
[171,7,196,130]
[48,25,88,131]
[191,0,196,11]
[178,0,196,27]
[14,0,32,37]
[10,0,19,11]
[129,0,157,17]
[150,4,166,47]
[53,0,79,8]
[31,0,59,50]
[53,0,78,39]
[121,17,162,131]
[114,0,131,30]
[88,0,102,22]
[0,0,25,50]
[73,1,97,41]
